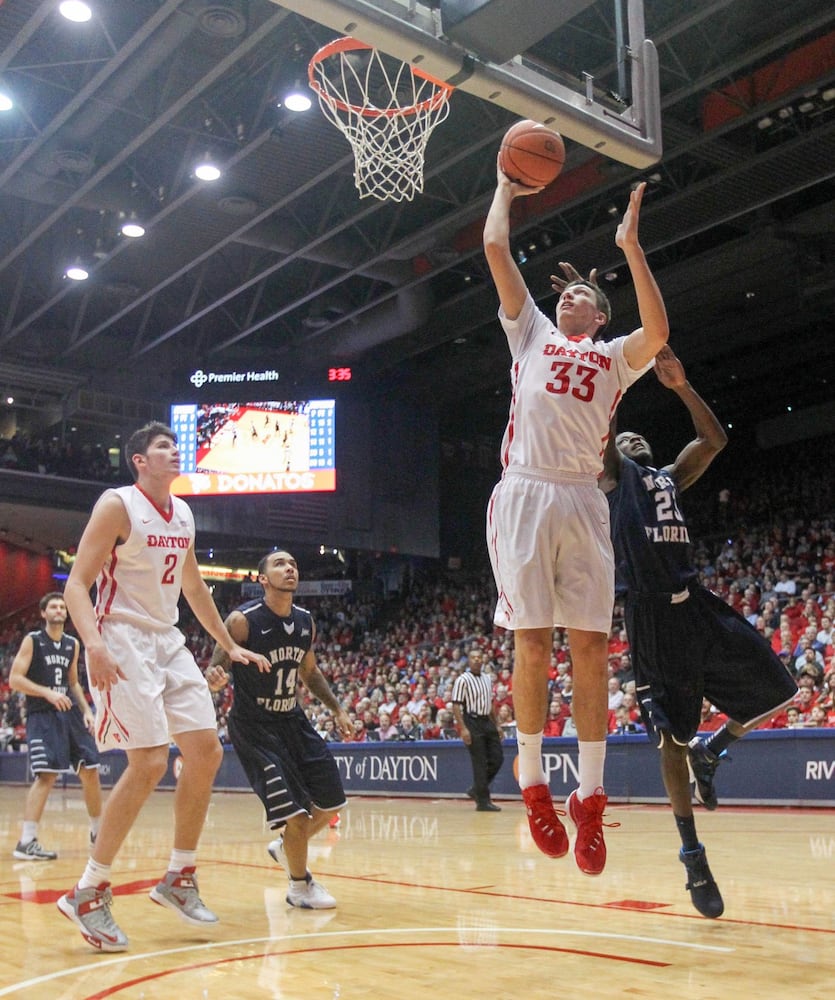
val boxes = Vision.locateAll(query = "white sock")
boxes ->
[168,849,197,873]
[516,730,547,789]
[21,821,37,844]
[78,858,112,890]
[577,740,607,800]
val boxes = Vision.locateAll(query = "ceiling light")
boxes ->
[194,157,221,181]
[64,263,89,281]
[120,213,145,238]
[121,221,145,238]
[757,116,773,130]
[59,1,93,22]
[5,397,13,405]
[798,100,815,114]
[282,85,312,113]
[822,87,835,102]
[0,92,12,112]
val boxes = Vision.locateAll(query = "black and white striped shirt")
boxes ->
[451,670,494,717]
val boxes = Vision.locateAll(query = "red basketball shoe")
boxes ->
[566,787,617,876]
[521,784,569,858]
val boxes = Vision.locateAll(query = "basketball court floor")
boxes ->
[197,406,307,476]
[0,785,832,998]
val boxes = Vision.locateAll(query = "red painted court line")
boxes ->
[202,859,835,936]
[81,941,671,998]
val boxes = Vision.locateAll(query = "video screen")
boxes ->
[169,400,336,496]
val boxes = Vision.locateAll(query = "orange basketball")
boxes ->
[499,120,565,188]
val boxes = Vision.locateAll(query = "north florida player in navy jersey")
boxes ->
[9,592,102,861]
[208,549,352,909]
[601,346,797,917]
[483,164,669,876]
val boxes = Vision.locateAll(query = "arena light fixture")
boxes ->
[64,261,89,281]
[282,81,312,113]
[120,212,145,238]
[0,91,12,112]
[194,155,222,181]
[59,1,93,22]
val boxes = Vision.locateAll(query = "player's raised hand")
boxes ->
[654,345,687,389]
[615,181,646,251]
[496,152,544,198]
[550,261,599,296]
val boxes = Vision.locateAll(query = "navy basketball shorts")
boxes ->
[229,711,346,830]
[26,707,101,773]
[625,585,798,745]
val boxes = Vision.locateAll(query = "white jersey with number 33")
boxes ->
[94,484,194,628]
[499,293,652,476]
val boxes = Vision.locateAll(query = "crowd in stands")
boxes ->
[2,433,834,749]
[3,517,834,752]
[0,432,118,482]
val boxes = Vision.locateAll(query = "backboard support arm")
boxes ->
[270,0,662,167]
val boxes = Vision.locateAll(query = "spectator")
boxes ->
[396,712,420,741]
[437,709,459,740]
[375,711,400,741]
[607,676,624,711]
[543,700,566,737]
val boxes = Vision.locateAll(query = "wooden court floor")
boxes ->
[1,784,833,999]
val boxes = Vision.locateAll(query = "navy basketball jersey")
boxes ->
[25,629,77,714]
[229,599,314,724]
[608,456,698,595]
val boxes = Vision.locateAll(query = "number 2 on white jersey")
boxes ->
[161,552,177,585]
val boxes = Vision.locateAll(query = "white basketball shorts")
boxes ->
[487,470,614,633]
[91,618,217,751]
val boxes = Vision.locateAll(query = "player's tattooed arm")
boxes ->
[206,610,249,690]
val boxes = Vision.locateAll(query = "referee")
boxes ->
[451,648,504,811]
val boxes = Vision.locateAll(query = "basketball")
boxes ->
[499,120,565,188]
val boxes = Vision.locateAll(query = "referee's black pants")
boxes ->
[464,713,504,806]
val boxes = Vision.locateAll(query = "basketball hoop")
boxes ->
[308,37,454,203]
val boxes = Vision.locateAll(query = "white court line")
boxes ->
[0,925,733,996]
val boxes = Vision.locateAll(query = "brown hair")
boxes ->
[124,422,177,481]
[564,279,612,333]
[39,591,65,611]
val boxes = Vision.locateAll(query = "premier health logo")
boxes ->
[188,368,279,388]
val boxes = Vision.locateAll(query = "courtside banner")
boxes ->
[6,731,834,806]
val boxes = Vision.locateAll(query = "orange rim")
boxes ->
[308,37,454,119]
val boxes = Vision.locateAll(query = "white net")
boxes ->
[309,39,453,203]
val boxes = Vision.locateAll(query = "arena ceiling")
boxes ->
[0,0,833,452]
